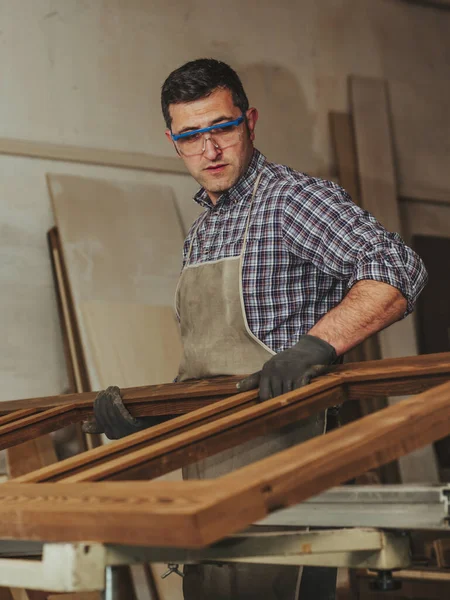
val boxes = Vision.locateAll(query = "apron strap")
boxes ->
[185,168,265,267]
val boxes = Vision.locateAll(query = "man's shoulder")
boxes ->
[262,160,351,206]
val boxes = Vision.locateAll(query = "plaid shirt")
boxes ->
[182,149,427,353]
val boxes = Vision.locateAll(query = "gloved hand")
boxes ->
[82,385,165,440]
[237,334,337,401]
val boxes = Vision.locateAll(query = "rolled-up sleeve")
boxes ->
[282,183,428,316]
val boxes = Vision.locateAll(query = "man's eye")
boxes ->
[183,133,201,143]
[214,125,235,134]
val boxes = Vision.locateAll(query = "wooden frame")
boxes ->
[0,352,447,548]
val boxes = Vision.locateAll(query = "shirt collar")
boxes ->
[193,149,266,210]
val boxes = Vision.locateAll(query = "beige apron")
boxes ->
[176,171,325,599]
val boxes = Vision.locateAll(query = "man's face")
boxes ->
[165,88,258,204]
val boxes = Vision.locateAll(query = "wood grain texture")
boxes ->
[10,352,450,484]
[0,380,450,548]
[0,353,448,458]
[0,376,243,415]
[59,387,345,483]
[47,227,91,394]
[329,112,359,203]
[1,352,448,414]
[350,75,439,483]
[0,406,80,452]
[6,437,57,479]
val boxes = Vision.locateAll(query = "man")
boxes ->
[85,59,427,599]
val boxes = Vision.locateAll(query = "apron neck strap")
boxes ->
[185,166,265,265]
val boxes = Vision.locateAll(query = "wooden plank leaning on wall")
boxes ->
[349,75,440,483]
[329,110,399,484]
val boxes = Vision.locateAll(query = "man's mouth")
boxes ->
[205,164,227,172]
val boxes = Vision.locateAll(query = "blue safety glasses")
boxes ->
[171,115,245,156]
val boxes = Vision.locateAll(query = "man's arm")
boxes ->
[308,279,407,356]
[238,280,408,400]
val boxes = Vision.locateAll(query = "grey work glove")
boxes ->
[237,334,337,401]
[82,385,166,440]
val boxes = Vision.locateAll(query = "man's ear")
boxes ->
[165,129,181,157]
[246,107,259,142]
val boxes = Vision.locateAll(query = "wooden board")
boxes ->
[6,352,450,484]
[47,173,185,392]
[350,75,439,483]
[6,437,57,479]
[80,301,182,387]
[0,375,243,415]
[0,353,448,457]
[329,111,359,203]
[0,379,449,548]
[389,78,450,206]
[329,111,390,439]
[47,227,90,394]
[0,137,186,175]
[47,227,97,453]
[0,352,447,416]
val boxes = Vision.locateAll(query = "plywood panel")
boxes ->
[350,75,439,483]
[80,302,182,387]
[48,174,185,390]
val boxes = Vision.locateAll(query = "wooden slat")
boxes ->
[0,410,39,426]
[0,353,446,457]
[60,386,345,483]
[48,227,99,453]
[0,380,450,548]
[47,227,91,394]
[13,386,261,483]
[0,406,81,452]
[0,377,241,415]
[12,352,450,483]
[0,137,186,175]
[52,355,450,483]
[1,352,448,415]
[350,75,439,483]
[329,111,359,203]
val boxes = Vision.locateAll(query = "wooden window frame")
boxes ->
[0,352,448,548]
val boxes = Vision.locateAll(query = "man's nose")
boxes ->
[203,135,222,159]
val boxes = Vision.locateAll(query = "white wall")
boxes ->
[0,0,449,401]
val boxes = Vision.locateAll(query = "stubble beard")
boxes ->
[198,166,239,196]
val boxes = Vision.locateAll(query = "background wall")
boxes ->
[0,0,449,402]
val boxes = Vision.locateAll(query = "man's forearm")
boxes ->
[308,280,407,356]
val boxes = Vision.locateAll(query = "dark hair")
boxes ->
[161,58,249,129]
